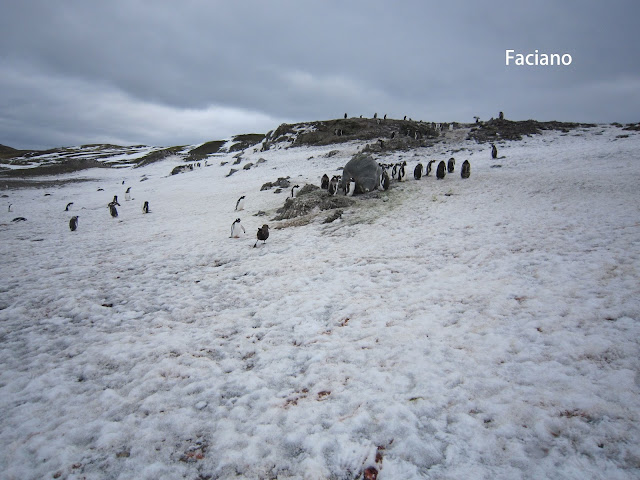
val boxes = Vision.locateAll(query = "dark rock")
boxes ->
[243,163,253,170]
[339,153,382,194]
[226,168,238,177]
[274,189,354,220]
[261,177,291,190]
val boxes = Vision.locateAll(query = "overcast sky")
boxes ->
[1,0,638,150]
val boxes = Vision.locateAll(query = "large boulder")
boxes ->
[339,153,382,194]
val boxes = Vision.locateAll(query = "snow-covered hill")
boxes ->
[1,124,639,479]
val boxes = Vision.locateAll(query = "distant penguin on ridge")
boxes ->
[65,202,74,211]
[436,161,446,179]
[344,113,347,119]
[235,195,245,211]
[142,201,150,213]
[230,218,246,238]
[69,216,78,231]
[461,160,471,179]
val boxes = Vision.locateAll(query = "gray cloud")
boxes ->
[1,0,638,149]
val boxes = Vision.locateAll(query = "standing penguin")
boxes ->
[291,185,300,198]
[398,162,407,182]
[436,161,446,179]
[321,174,330,189]
[7,203,12,212]
[230,218,246,238]
[65,202,74,211]
[254,224,269,247]
[344,113,348,119]
[125,187,132,201]
[111,195,121,206]
[69,216,78,231]
[426,160,436,176]
[491,144,498,159]
[328,176,339,196]
[448,157,455,173]
[379,170,390,191]
[414,163,423,180]
[142,201,150,213]
[461,160,471,179]
[345,178,356,197]
[499,111,504,120]
[235,195,245,211]
[108,201,119,218]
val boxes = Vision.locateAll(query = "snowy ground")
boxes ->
[1,126,639,479]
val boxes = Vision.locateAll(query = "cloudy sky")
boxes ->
[1,0,638,150]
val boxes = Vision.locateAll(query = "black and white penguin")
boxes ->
[235,195,245,211]
[97,188,104,192]
[321,174,330,189]
[345,178,356,197]
[230,218,246,238]
[69,216,78,231]
[112,195,121,206]
[344,113,347,119]
[391,164,398,180]
[125,187,132,201]
[491,144,498,159]
[65,202,74,211]
[254,224,269,247]
[142,201,150,213]
[436,161,446,179]
[373,113,377,119]
[398,163,407,182]
[12,217,27,222]
[379,170,390,191]
[426,160,436,176]
[108,202,118,218]
[383,114,387,120]
[328,176,339,196]
[403,115,407,121]
[461,160,471,179]
[499,111,504,120]
[7,203,12,212]
[291,185,300,198]
[448,157,455,173]
[414,163,423,180]
[378,139,385,149]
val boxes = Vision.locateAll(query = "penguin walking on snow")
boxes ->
[69,216,78,231]
[328,176,339,196]
[254,224,269,247]
[426,160,436,176]
[491,144,498,159]
[8,203,12,212]
[448,157,455,173]
[65,202,74,211]
[414,163,423,180]
[345,178,356,196]
[436,161,446,179]
[379,170,390,191]
[142,201,150,213]
[125,187,132,201]
[230,218,246,238]
[235,195,245,211]
[111,195,121,206]
[108,201,119,218]
[321,174,330,190]
[461,160,471,179]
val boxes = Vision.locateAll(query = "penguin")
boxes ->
[378,139,385,149]
[398,163,407,182]
[491,144,498,159]
[328,176,339,196]
[125,187,132,201]
[391,164,398,179]
[235,195,245,211]
[65,202,74,211]
[142,201,150,213]
[345,178,356,197]
[69,216,78,231]
[404,115,407,121]
[122,180,125,185]
[321,174,330,190]
[108,202,118,218]
[461,160,471,179]
[499,111,504,120]
[291,185,300,198]
[414,163,423,180]
[426,160,436,176]
[230,218,246,238]
[7,203,12,212]
[12,217,27,222]
[448,157,455,173]
[97,188,104,191]
[379,170,390,191]
[373,113,377,119]
[391,132,395,139]
[383,114,387,120]
[254,224,269,247]
[436,161,446,179]
[112,195,121,206]
[344,113,347,119]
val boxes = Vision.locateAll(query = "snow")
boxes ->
[1,126,639,479]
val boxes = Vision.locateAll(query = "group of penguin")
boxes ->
[68,185,151,232]
[411,157,472,180]
[321,174,356,197]
[231,195,269,248]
